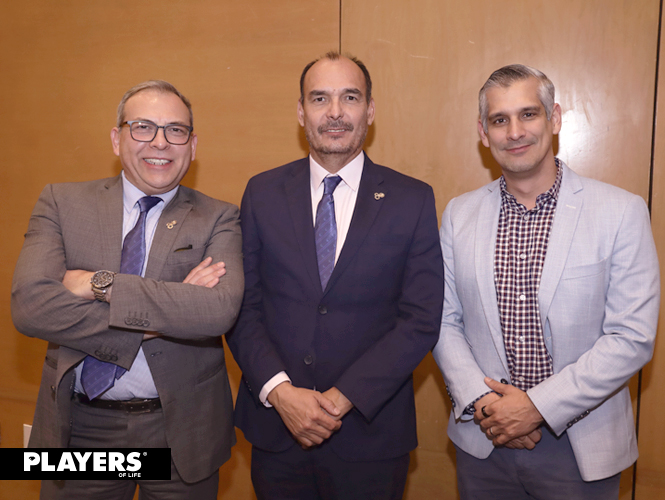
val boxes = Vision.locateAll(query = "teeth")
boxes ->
[144,159,170,165]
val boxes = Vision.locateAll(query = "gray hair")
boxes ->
[479,64,555,133]
[116,80,193,128]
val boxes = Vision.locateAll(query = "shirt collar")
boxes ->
[309,151,364,193]
[499,158,563,207]
[121,171,179,214]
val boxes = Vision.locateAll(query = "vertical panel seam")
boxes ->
[339,0,342,53]
[636,3,663,498]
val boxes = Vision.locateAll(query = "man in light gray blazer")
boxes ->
[434,65,659,499]
[12,80,243,499]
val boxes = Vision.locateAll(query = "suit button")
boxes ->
[304,355,313,365]
[50,385,56,393]
[500,379,509,384]
[318,305,327,315]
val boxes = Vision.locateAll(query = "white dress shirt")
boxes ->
[74,171,178,400]
[258,152,365,405]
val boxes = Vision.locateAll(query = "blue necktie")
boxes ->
[315,176,342,289]
[81,196,161,399]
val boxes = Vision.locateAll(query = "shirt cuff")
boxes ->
[463,391,494,415]
[259,371,291,407]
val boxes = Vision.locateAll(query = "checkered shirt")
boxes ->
[494,160,562,391]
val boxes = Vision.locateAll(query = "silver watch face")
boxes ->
[91,270,115,289]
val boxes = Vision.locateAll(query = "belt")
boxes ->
[73,393,162,413]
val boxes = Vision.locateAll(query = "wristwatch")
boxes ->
[90,270,116,302]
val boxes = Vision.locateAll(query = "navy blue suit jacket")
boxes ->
[228,155,443,461]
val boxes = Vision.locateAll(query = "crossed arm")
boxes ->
[12,183,244,369]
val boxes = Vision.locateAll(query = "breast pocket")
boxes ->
[164,246,207,278]
[561,258,608,280]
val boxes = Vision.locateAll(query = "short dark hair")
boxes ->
[117,80,193,128]
[299,51,373,102]
[479,64,554,133]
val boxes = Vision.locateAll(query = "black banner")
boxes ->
[0,448,171,480]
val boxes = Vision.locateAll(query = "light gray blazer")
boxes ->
[11,175,244,483]
[433,163,659,481]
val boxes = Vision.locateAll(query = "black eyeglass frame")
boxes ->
[120,120,194,145]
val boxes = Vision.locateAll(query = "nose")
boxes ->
[150,127,169,149]
[507,119,525,141]
[327,97,343,120]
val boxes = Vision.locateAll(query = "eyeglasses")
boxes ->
[121,120,193,145]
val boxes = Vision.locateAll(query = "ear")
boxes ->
[550,103,562,134]
[366,97,375,126]
[477,120,490,148]
[110,127,121,156]
[189,133,198,162]
[297,99,305,127]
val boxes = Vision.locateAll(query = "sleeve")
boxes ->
[432,198,496,420]
[332,186,444,421]
[225,179,290,402]
[527,195,660,435]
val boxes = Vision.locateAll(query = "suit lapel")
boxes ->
[538,164,583,327]
[97,176,124,272]
[324,158,384,294]
[284,159,322,293]
[475,181,510,374]
[144,187,193,280]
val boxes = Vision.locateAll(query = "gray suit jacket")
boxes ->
[11,175,244,483]
[433,163,660,481]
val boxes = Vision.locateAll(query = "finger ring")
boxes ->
[481,406,489,418]
[489,427,495,437]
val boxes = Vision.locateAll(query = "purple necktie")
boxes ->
[315,176,342,289]
[81,196,161,399]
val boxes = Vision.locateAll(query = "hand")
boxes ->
[479,377,544,446]
[503,428,542,450]
[473,391,502,425]
[321,387,354,420]
[267,382,342,448]
[62,270,96,300]
[183,257,226,288]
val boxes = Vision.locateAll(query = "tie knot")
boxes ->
[138,196,161,213]
[323,176,342,196]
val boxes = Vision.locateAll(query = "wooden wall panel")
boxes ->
[0,1,338,498]
[341,1,660,498]
[636,4,665,496]
[3,0,665,498]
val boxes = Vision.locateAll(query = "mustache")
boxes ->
[318,121,354,134]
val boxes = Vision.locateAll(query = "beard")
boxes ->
[305,120,368,157]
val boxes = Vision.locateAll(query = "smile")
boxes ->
[143,159,171,166]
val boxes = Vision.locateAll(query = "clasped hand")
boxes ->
[268,383,354,448]
[474,377,544,450]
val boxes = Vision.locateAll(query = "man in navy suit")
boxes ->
[227,52,444,499]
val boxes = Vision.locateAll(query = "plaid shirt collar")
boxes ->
[499,158,563,210]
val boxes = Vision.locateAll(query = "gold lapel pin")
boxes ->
[166,220,177,229]
[374,192,385,200]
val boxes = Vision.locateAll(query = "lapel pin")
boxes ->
[374,192,385,200]
[166,220,177,229]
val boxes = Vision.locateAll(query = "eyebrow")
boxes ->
[488,106,541,121]
[133,117,191,126]
[307,88,363,98]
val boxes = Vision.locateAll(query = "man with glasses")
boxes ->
[12,80,243,499]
